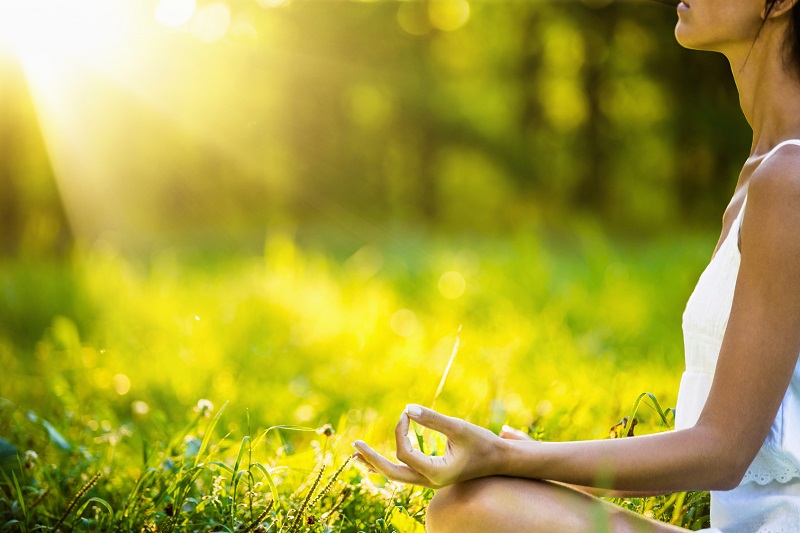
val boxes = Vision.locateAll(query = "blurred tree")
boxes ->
[0,0,755,254]
[0,55,71,255]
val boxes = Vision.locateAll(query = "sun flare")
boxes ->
[0,0,144,240]
[0,0,130,66]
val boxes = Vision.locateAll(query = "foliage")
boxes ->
[0,229,713,530]
[0,0,749,255]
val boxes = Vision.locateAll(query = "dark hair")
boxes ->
[763,0,800,70]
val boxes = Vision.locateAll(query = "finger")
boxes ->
[354,442,433,486]
[394,412,435,475]
[499,425,534,441]
[404,404,462,436]
[352,452,377,473]
[352,440,434,487]
[352,450,378,471]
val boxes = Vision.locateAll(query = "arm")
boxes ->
[497,425,734,491]
[353,150,800,492]
[498,426,674,498]
[355,406,734,492]
[501,151,800,492]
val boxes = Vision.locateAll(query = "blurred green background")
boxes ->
[1,0,748,256]
[0,2,745,527]
[0,0,750,430]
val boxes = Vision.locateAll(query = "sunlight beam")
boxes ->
[0,0,138,241]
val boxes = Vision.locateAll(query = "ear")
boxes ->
[764,0,800,19]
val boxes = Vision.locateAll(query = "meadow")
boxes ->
[0,226,716,531]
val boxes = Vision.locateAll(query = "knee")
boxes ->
[424,477,591,533]
[424,483,466,533]
[424,478,507,533]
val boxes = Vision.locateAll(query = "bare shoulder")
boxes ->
[744,144,800,250]
[750,144,800,199]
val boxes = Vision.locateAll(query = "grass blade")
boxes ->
[625,392,674,436]
[192,401,228,469]
[430,325,462,410]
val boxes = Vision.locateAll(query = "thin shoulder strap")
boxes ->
[737,196,748,224]
[762,139,800,164]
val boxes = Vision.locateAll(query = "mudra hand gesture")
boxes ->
[351,404,520,489]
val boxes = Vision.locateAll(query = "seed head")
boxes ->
[24,450,38,469]
[316,424,334,437]
[194,399,214,417]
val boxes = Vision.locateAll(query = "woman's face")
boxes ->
[674,0,765,55]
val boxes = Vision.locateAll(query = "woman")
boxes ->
[353,0,800,530]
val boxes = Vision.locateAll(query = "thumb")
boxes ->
[405,404,462,436]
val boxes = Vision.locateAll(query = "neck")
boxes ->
[727,23,800,156]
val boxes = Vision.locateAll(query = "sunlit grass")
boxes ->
[0,229,713,530]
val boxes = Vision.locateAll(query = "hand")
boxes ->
[351,405,511,489]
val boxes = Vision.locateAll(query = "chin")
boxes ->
[674,21,693,49]
[674,23,708,51]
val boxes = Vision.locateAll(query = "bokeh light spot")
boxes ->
[540,78,587,131]
[190,2,231,43]
[438,271,466,299]
[132,400,150,415]
[428,0,470,32]
[257,0,291,7]
[113,373,131,395]
[155,0,196,28]
[295,404,315,422]
[397,2,432,36]
[391,309,419,337]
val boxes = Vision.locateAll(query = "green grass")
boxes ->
[0,228,714,531]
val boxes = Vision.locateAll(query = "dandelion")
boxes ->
[24,450,38,470]
[316,423,334,437]
[194,399,214,417]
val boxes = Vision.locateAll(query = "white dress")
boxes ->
[675,139,800,532]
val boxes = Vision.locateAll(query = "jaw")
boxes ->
[674,18,763,59]
[673,1,764,55]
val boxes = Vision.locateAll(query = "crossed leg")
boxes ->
[425,476,690,533]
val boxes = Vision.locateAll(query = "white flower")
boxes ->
[23,450,38,470]
[194,399,214,417]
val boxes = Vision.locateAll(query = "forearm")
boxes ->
[497,425,745,493]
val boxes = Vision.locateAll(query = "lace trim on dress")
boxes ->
[741,445,800,485]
